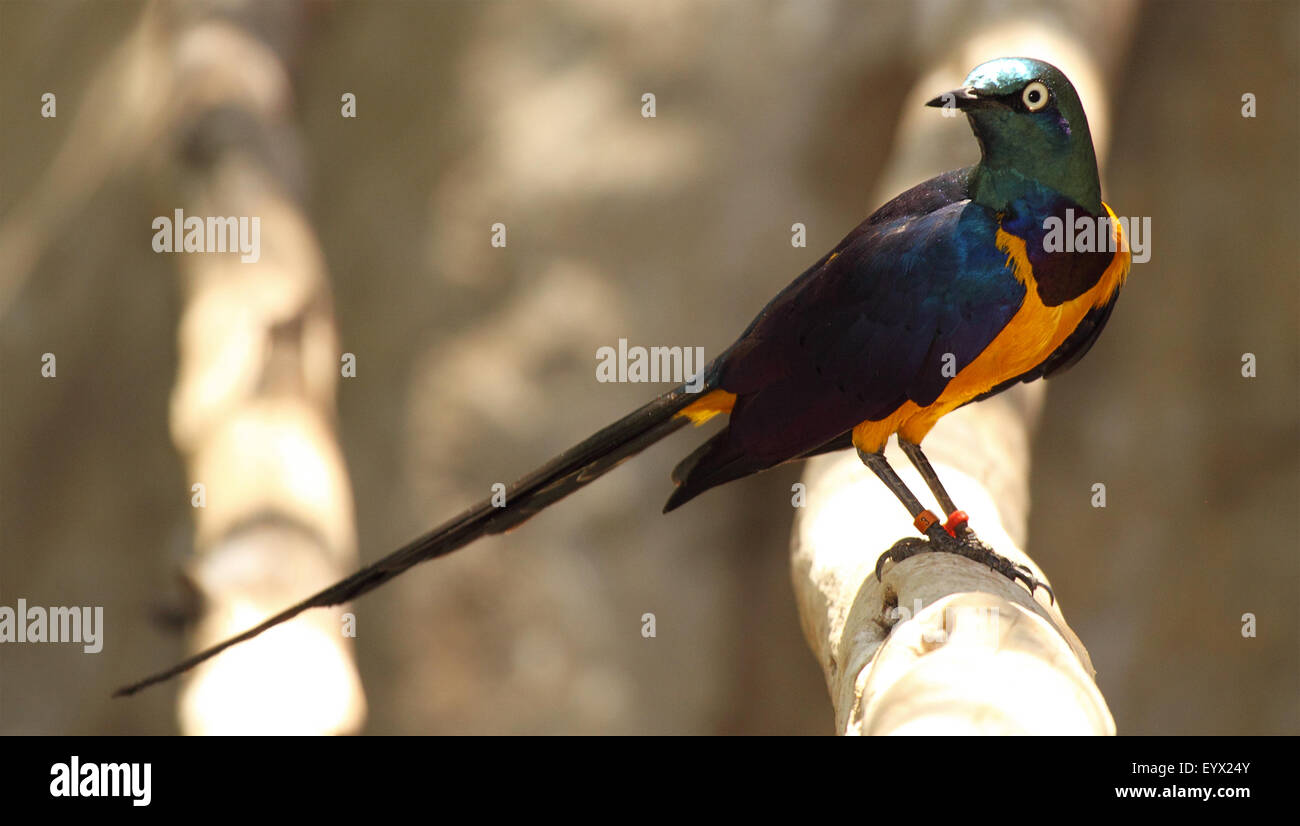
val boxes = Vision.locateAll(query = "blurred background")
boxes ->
[0,0,1295,735]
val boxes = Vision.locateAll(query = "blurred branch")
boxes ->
[3,0,367,732]
[155,1,366,735]
[0,5,171,316]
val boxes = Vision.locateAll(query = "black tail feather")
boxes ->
[662,428,764,512]
[662,427,855,513]
[114,386,699,697]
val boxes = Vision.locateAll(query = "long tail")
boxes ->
[114,385,703,697]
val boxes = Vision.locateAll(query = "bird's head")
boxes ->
[927,57,1101,214]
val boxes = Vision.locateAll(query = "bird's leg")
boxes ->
[856,445,957,568]
[856,446,1053,603]
[897,438,970,538]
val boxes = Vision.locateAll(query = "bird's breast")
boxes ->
[947,202,1129,398]
[857,202,1130,450]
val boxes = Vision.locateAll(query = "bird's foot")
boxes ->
[875,511,1054,604]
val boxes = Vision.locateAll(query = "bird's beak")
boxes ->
[925,86,984,110]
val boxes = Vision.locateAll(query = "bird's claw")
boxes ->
[876,525,1055,605]
[949,532,1055,605]
[875,536,931,582]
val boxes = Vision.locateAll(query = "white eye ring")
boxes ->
[1022,81,1049,111]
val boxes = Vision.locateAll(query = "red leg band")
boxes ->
[943,510,969,537]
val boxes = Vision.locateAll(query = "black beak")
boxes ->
[925,86,984,110]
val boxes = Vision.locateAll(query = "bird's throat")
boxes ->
[970,163,1101,217]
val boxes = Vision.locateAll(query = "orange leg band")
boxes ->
[913,509,940,534]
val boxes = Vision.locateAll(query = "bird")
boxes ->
[116,56,1130,696]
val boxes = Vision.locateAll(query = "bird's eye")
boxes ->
[1022,81,1049,112]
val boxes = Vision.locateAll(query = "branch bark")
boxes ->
[792,417,1114,735]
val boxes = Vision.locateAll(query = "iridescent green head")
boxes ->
[927,57,1101,214]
